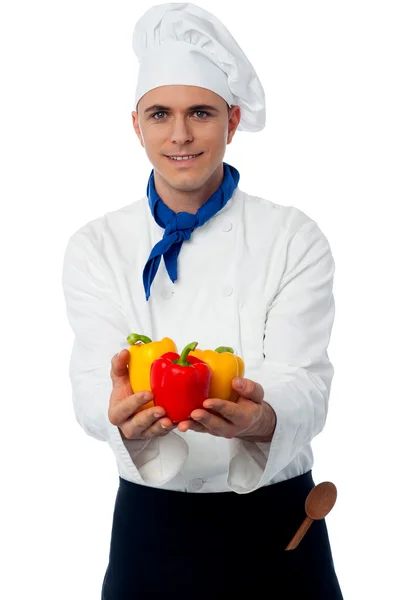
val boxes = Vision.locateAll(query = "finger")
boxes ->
[231,378,264,404]
[141,416,177,438]
[202,399,241,424]
[189,409,235,438]
[121,406,168,438]
[108,391,155,426]
[177,419,208,434]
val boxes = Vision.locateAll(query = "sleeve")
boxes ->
[61,226,188,486]
[227,218,336,494]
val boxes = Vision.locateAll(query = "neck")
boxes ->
[153,163,224,214]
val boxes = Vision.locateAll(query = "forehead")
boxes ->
[139,85,224,109]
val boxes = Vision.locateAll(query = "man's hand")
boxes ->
[108,349,176,440]
[177,377,277,442]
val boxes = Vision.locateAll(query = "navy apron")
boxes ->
[101,470,343,599]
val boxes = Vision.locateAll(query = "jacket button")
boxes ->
[161,289,174,300]
[190,479,203,492]
[221,221,232,232]
[221,285,233,297]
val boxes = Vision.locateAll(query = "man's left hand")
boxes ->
[177,377,277,443]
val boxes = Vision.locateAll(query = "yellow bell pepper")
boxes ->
[126,333,177,412]
[188,346,245,402]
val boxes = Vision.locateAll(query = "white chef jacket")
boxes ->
[61,186,335,495]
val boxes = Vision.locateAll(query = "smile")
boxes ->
[166,153,203,164]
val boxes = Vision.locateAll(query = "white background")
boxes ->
[1,1,398,598]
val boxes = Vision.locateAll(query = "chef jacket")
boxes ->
[61,186,336,495]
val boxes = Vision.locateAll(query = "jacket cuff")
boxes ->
[227,433,276,495]
[106,421,189,486]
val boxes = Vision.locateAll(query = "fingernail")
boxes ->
[234,377,244,389]
[153,413,162,418]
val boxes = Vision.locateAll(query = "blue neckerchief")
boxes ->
[143,162,240,301]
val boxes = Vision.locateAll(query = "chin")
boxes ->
[155,166,203,189]
[167,178,204,192]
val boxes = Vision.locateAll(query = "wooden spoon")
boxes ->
[285,481,337,551]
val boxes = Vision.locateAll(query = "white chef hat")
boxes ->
[132,2,266,132]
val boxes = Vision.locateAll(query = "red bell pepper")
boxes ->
[150,341,211,423]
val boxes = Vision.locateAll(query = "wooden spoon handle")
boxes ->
[285,515,313,550]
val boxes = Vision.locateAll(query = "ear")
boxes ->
[227,105,241,145]
[131,111,144,147]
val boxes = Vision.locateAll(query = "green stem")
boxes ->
[214,346,234,354]
[126,333,153,345]
[174,341,198,367]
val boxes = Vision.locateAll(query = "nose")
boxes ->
[170,116,194,145]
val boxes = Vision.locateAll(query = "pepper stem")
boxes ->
[174,341,198,366]
[126,333,153,345]
[214,346,235,354]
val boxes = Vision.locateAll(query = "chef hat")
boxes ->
[132,2,266,132]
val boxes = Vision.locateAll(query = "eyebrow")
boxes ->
[143,104,220,114]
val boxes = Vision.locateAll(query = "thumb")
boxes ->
[232,377,264,405]
[110,349,131,385]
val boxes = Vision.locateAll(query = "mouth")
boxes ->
[165,152,204,165]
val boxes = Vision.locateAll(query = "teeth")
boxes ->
[170,154,200,161]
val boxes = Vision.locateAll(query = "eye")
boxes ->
[152,111,167,119]
[194,111,210,118]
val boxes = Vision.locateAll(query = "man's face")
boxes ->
[131,85,240,193]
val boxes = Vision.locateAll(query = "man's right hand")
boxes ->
[108,349,176,440]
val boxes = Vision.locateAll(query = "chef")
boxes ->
[62,2,344,598]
